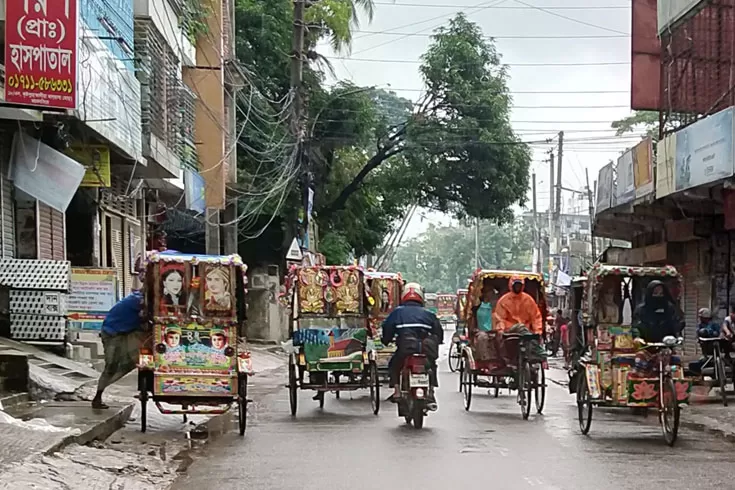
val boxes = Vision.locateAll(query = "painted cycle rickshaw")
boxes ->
[137,251,252,435]
[459,270,548,419]
[437,293,457,325]
[365,270,403,385]
[572,264,692,446]
[448,288,469,373]
[283,265,380,415]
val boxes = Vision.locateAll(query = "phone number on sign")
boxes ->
[6,74,73,93]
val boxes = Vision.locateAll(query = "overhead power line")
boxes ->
[351,30,628,39]
[327,56,630,67]
[372,2,630,9]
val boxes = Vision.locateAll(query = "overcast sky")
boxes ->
[320,0,642,240]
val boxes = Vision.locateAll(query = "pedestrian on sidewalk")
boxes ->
[92,290,146,409]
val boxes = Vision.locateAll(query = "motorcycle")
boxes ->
[397,353,435,429]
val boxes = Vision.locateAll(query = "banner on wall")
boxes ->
[596,162,614,214]
[615,149,636,206]
[66,146,112,187]
[657,133,676,199]
[675,107,734,192]
[4,0,78,109]
[68,268,118,330]
[633,137,654,198]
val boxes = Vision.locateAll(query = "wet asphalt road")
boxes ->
[172,333,735,490]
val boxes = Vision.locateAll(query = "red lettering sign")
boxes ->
[4,0,78,109]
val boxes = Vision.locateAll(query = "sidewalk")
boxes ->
[0,341,287,487]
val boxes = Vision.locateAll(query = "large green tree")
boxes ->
[323,14,532,224]
[390,219,534,293]
[233,5,531,265]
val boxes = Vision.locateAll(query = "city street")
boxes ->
[172,335,735,490]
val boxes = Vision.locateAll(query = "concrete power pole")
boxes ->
[474,217,480,269]
[547,151,554,275]
[586,168,596,264]
[532,172,541,273]
[551,132,564,273]
[291,0,306,247]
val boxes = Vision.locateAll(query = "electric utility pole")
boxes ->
[532,172,540,273]
[586,168,596,263]
[291,0,307,248]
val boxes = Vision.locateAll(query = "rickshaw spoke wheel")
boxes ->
[534,364,546,414]
[458,356,464,393]
[463,359,473,411]
[288,359,298,417]
[448,342,459,373]
[238,374,248,436]
[661,377,680,446]
[577,371,593,435]
[369,361,380,415]
[520,361,532,420]
[715,352,728,407]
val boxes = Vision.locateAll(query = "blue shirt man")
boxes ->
[93,291,144,409]
[101,291,144,336]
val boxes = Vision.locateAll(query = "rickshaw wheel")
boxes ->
[520,361,532,420]
[577,371,593,435]
[288,359,298,416]
[448,342,459,373]
[534,364,546,414]
[715,353,728,407]
[458,357,464,393]
[462,359,473,411]
[238,374,248,436]
[661,377,680,446]
[368,361,380,415]
[139,390,148,433]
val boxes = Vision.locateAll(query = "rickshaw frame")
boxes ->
[458,269,548,419]
[137,251,251,435]
[448,288,469,373]
[573,263,690,446]
[364,270,403,386]
[283,265,380,416]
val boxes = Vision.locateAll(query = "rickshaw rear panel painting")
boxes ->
[138,252,250,434]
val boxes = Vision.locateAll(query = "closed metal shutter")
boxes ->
[36,202,65,260]
[0,138,14,258]
[681,240,710,359]
[109,214,124,299]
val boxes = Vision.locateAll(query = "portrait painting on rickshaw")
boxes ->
[154,322,235,371]
[202,265,234,315]
[158,262,188,316]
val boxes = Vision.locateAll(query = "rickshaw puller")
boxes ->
[381,282,443,409]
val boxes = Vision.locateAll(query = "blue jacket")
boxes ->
[697,320,721,339]
[380,301,444,348]
[101,291,143,336]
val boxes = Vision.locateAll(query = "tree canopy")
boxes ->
[232,3,532,265]
[390,219,534,293]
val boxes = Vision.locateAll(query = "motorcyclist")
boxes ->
[381,282,443,410]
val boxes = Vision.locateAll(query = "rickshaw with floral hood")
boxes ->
[365,270,403,385]
[448,288,469,373]
[281,265,380,415]
[572,264,691,446]
[137,251,252,435]
[459,269,548,419]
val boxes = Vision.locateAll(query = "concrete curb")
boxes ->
[43,403,136,457]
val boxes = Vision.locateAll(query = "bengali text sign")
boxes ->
[4,0,78,109]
